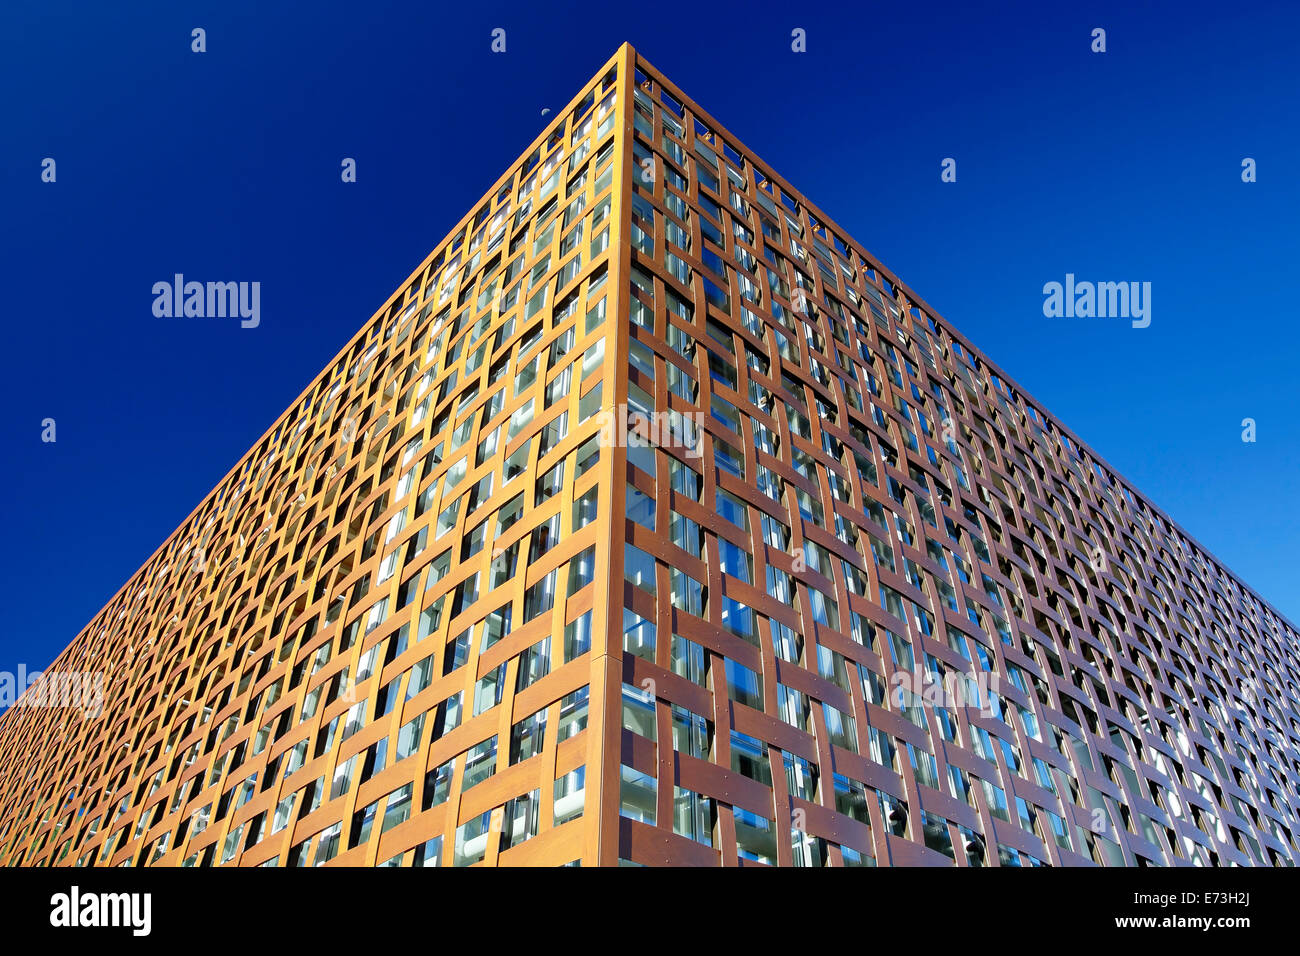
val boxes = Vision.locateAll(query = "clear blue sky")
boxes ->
[2,0,1297,681]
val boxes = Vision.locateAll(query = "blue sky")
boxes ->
[2,0,1297,679]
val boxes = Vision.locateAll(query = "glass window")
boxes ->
[462,736,498,791]
[621,683,657,740]
[725,658,763,711]
[731,730,772,785]
[623,608,656,662]
[564,610,592,662]
[558,687,589,740]
[554,767,586,825]
[733,808,776,865]
[619,765,657,824]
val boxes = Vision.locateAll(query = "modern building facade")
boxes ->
[2,43,1298,868]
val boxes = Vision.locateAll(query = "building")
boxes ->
[1,42,1298,868]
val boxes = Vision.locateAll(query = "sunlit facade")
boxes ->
[2,44,1298,868]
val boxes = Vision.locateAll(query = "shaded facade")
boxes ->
[2,43,1298,867]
